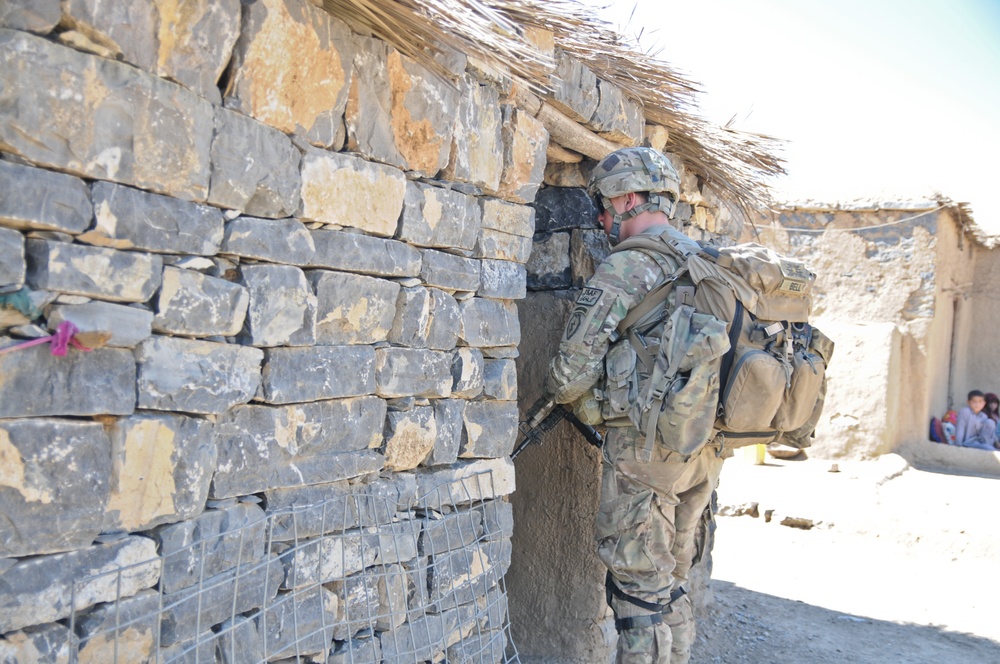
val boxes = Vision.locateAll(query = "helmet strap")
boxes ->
[608,194,678,244]
[608,202,645,245]
[647,192,677,219]
[608,215,622,245]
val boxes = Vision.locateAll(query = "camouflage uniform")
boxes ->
[545,224,727,664]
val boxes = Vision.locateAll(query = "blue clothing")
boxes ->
[954,406,998,450]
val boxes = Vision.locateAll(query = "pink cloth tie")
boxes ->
[0,321,94,357]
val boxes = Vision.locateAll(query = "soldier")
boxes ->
[540,147,729,664]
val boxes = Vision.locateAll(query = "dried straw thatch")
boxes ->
[948,199,994,249]
[320,0,784,212]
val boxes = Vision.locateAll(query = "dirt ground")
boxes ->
[691,450,1000,664]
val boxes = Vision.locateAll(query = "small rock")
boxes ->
[779,516,816,530]
[9,324,46,338]
[717,502,759,518]
[55,294,90,304]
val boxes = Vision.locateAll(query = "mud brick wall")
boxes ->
[756,205,992,462]
[0,0,541,660]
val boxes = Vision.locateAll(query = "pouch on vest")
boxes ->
[632,305,730,458]
[772,324,828,431]
[602,339,639,423]
[775,327,834,448]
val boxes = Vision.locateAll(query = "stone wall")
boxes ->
[0,0,543,660]
[0,1,761,661]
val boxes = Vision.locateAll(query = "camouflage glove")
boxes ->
[572,388,605,426]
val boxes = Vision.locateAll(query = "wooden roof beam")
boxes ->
[546,142,583,163]
[508,82,627,162]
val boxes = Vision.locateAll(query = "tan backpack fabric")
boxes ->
[604,231,833,456]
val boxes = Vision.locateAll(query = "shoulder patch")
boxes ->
[564,307,587,339]
[577,287,604,307]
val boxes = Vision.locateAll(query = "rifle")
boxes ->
[512,399,604,460]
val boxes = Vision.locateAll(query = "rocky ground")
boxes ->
[691,450,1000,663]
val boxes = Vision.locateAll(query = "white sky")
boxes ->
[583,0,1000,233]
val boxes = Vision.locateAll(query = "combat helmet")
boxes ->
[588,147,681,245]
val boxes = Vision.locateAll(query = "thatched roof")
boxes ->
[320,0,784,212]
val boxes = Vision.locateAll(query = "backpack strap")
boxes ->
[617,269,684,335]
[639,307,687,452]
[622,269,687,371]
[610,236,686,327]
[612,234,700,260]
[716,299,743,420]
[610,233,703,370]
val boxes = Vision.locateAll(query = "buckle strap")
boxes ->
[606,573,668,613]
[608,582,689,633]
[717,299,744,417]
[615,613,663,632]
[606,573,686,614]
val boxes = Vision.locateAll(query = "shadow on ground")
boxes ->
[902,458,1000,481]
[694,580,1000,664]
[895,440,1000,480]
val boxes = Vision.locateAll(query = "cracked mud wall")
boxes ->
[957,241,1000,403]
[759,207,986,459]
[511,290,612,662]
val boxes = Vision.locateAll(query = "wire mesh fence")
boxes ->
[61,469,520,663]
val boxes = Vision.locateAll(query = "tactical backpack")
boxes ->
[593,229,834,457]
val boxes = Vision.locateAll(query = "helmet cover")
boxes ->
[588,147,681,243]
[588,147,681,214]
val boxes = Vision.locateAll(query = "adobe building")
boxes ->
[754,200,1000,476]
[0,0,780,662]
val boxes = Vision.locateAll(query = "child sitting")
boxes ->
[984,393,1000,440]
[954,390,999,451]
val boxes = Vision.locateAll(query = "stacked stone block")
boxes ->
[524,179,737,294]
[526,186,608,291]
[0,0,744,658]
[0,0,541,660]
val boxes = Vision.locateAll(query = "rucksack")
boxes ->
[929,417,944,443]
[597,228,834,457]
